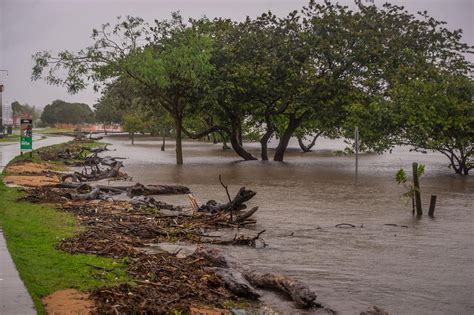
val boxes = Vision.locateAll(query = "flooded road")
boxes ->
[54,135,474,314]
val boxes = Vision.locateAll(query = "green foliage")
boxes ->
[395,168,407,184]
[122,112,146,134]
[395,164,425,204]
[0,181,129,314]
[31,1,473,170]
[41,100,94,125]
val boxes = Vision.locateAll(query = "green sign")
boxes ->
[20,118,33,151]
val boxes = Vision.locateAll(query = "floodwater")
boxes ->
[103,134,473,315]
[3,134,470,314]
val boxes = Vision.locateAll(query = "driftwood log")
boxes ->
[66,187,101,201]
[62,161,124,182]
[211,230,266,247]
[130,196,178,210]
[198,187,256,213]
[52,182,191,196]
[196,247,330,310]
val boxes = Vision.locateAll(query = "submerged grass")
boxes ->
[0,141,129,314]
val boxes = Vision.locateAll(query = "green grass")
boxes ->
[34,128,75,135]
[0,182,129,314]
[0,145,129,314]
[7,140,103,167]
[0,134,20,142]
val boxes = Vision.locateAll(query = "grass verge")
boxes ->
[0,134,20,142]
[0,143,129,314]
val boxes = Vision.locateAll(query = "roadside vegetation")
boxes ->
[0,142,129,314]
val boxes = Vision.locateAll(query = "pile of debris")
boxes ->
[11,140,333,314]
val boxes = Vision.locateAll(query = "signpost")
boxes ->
[20,118,33,155]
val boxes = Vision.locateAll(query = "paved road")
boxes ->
[0,135,70,315]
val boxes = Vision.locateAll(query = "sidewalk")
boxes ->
[0,228,36,314]
[0,142,36,314]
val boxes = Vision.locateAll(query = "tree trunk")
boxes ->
[297,132,321,153]
[161,135,165,151]
[131,132,134,145]
[260,128,274,161]
[230,124,257,161]
[174,116,183,165]
[219,132,230,150]
[273,113,304,162]
[237,124,243,146]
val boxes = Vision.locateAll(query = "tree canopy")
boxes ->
[32,0,473,174]
[41,100,94,125]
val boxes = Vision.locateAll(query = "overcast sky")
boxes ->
[0,0,472,110]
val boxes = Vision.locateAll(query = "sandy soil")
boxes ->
[42,289,95,315]
[4,161,61,187]
[3,175,59,187]
[5,161,57,174]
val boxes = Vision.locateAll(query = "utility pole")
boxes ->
[0,70,8,138]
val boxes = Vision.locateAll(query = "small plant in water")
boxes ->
[395,164,425,213]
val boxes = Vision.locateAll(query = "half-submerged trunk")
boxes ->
[274,113,306,162]
[297,131,322,153]
[173,115,183,165]
[260,110,275,161]
[443,149,471,175]
[230,122,257,161]
[161,135,166,151]
[260,128,274,161]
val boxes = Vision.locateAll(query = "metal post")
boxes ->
[355,126,359,176]
[0,70,8,138]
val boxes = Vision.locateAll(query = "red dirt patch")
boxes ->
[3,175,59,187]
[5,161,57,174]
[42,289,95,315]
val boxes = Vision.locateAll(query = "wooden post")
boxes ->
[412,162,423,216]
[428,195,437,217]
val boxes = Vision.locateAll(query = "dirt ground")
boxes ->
[4,161,61,187]
[42,289,95,315]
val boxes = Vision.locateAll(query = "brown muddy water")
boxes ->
[103,134,473,315]
[4,134,470,314]
[101,136,474,314]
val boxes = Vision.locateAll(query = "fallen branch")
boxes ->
[196,247,329,310]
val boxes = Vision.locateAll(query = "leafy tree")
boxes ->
[33,14,213,165]
[342,0,473,175]
[122,112,146,145]
[396,73,473,174]
[41,100,94,125]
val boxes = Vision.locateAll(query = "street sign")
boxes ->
[20,118,33,151]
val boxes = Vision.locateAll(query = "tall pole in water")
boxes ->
[355,126,359,177]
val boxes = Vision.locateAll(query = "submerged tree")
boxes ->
[32,1,473,171]
[32,14,213,165]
